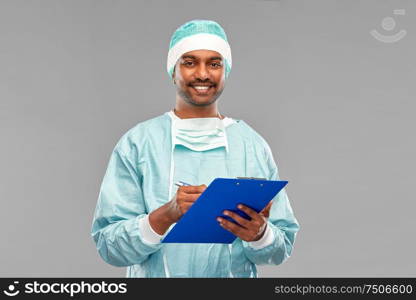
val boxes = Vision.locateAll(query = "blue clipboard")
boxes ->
[162,177,288,244]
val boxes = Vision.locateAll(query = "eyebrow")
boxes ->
[181,55,223,61]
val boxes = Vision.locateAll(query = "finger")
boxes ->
[222,210,265,241]
[181,185,207,194]
[222,210,250,229]
[260,211,269,219]
[261,201,273,213]
[199,184,207,191]
[177,186,200,194]
[180,193,202,202]
[217,217,248,239]
[260,201,273,218]
[237,204,263,222]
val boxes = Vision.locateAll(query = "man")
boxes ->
[91,20,299,278]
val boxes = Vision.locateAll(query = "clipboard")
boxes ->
[161,177,288,244]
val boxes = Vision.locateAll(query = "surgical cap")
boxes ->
[167,20,232,79]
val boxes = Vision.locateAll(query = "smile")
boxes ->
[191,85,213,94]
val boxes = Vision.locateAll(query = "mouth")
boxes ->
[190,84,214,95]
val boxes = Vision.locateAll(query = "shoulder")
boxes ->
[237,119,273,155]
[114,113,170,156]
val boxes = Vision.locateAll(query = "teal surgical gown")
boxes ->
[91,112,299,277]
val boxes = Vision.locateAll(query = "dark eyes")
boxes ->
[182,61,222,68]
[210,62,222,67]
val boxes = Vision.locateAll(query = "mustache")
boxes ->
[188,80,215,86]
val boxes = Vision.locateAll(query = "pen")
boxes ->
[175,181,191,187]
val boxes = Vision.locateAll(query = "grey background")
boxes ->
[0,0,415,277]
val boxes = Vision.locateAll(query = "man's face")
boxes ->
[173,50,225,107]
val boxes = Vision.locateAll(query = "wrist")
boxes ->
[246,223,275,250]
[253,224,267,241]
[149,204,176,235]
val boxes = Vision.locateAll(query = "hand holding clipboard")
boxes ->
[162,177,288,244]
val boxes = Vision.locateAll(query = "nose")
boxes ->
[195,63,209,80]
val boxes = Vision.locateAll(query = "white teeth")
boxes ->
[193,86,210,90]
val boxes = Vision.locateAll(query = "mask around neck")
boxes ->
[170,113,228,152]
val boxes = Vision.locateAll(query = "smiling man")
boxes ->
[91,20,299,278]
[174,50,224,108]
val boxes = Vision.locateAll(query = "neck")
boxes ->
[174,99,223,119]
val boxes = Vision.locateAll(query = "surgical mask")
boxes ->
[167,110,234,199]
[172,117,228,152]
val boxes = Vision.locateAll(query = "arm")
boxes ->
[91,146,162,267]
[241,144,300,266]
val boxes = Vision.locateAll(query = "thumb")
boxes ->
[260,201,273,218]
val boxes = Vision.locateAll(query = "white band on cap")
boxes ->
[167,33,232,74]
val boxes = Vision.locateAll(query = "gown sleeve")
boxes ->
[91,143,163,267]
[242,142,300,266]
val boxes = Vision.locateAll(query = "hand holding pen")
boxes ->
[148,180,207,235]
[164,181,207,223]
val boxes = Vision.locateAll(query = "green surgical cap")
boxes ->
[167,20,232,79]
